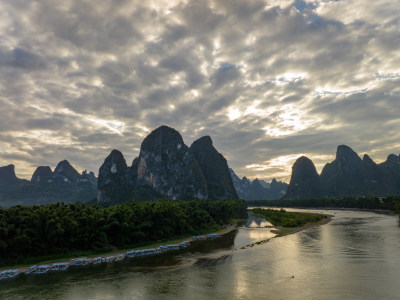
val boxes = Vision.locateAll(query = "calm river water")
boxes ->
[1,209,400,300]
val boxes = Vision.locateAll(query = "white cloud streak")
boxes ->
[0,0,399,182]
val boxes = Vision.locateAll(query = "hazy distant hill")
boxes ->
[97,126,238,205]
[229,168,287,200]
[0,162,97,208]
[285,145,400,199]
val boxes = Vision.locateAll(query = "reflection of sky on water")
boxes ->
[234,228,276,249]
[245,213,273,228]
[3,210,400,300]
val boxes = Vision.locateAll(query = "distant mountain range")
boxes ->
[3,133,397,206]
[0,126,286,207]
[229,169,287,200]
[0,161,97,207]
[97,126,238,204]
[285,145,400,199]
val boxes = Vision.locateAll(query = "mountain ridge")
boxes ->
[285,145,400,199]
[229,168,287,200]
[97,126,238,204]
[0,161,97,207]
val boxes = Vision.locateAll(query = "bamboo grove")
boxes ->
[0,199,247,267]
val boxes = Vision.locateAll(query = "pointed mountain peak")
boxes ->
[105,149,128,173]
[53,160,80,181]
[291,156,319,177]
[190,134,237,199]
[0,164,20,184]
[1,164,15,172]
[191,135,213,147]
[109,149,125,160]
[290,156,319,178]
[285,156,321,199]
[252,178,263,188]
[54,160,72,172]
[336,145,359,159]
[386,154,399,164]
[31,166,53,182]
[335,145,362,171]
[141,125,184,153]
[294,156,315,166]
[362,154,376,165]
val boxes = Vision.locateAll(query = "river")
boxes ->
[1,209,399,299]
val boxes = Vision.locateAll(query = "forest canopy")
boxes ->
[0,199,247,267]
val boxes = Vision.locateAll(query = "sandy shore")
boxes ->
[240,213,333,249]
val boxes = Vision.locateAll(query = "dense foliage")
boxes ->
[250,208,326,227]
[0,199,247,267]
[247,196,400,211]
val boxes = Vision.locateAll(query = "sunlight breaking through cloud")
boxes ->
[0,0,399,180]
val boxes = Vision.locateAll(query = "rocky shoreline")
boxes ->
[0,231,235,281]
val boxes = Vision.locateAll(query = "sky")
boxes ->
[0,0,399,182]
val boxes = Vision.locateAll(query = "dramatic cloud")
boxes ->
[0,0,399,182]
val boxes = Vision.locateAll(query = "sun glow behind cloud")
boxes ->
[0,0,399,181]
[88,118,125,135]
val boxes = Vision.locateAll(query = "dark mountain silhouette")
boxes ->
[0,161,97,208]
[190,136,237,200]
[0,165,21,185]
[285,156,321,199]
[229,168,287,200]
[285,145,400,199]
[97,126,238,204]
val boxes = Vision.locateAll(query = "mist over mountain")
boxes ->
[0,162,97,208]
[285,145,400,199]
[229,168,287,200]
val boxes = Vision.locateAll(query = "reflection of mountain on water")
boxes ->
[245,212,273,228]
[189,229,237,253]
[194,255,233,267]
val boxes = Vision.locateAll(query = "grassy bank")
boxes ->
[249,208,330,236]
[250,208,327,227]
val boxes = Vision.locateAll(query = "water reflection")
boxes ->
[245,212,273,228]
[2,209,400,300]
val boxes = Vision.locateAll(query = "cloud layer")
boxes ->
[0,0,399,181]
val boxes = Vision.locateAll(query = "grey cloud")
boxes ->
[211,63,241,89]
[25,118,66,130]
[180,1,224,38]
[143,86,183,107]
[0,0,399,181]
[0,47,46,70]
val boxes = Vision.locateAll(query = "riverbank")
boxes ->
[0,225,238,277]
[240,211,333,249]
[272,214,333,236]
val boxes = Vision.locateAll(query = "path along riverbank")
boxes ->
[1,213,333,280]
[0,226,238,280]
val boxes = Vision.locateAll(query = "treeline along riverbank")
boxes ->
[250,208,326,227]
[0,199,247,267]
[248,196,400,213]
